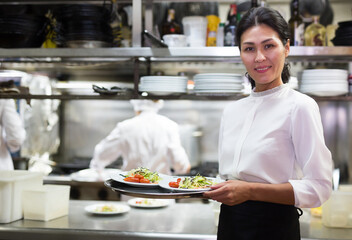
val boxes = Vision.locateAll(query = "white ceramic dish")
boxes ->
[194,86,243,90]
[194,73,243,77]
[300,79,348,84]
[194,89,243,93]
[127,198,170,208]
[84,203,130,215]
[158,176,222,192]
[110,171,165,188]
[71,168,121,182]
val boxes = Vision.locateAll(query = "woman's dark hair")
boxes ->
[236,7,291,88]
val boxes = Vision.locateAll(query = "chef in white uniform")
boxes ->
[0,99,26,170]
[90,99,191,175]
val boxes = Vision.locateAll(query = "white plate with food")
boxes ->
[85,203,130,215]
[110,167,166,188]
[127,198,170,208]
[159,175,222,192]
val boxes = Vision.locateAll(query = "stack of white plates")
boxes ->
[299,69,348,97]
[139,76,188,95]
[193,73,244,95]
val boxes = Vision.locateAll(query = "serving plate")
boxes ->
[110,171,165,188]
[105,179,204,199]
[158,176,221,192]
[71,168,121,182]
[85,203,130,215]
[127,198,170,208]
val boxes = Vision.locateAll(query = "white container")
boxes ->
[0,170,43,223]
[23,184,70,221]
[322,191,352,228]
[182,16,208,47]
[162,34,187,47]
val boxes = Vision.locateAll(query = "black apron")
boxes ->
[217,201,302,240]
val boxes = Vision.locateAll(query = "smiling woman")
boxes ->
[236,6,291,91]
[203,7,333,240]
[240,24,289,92]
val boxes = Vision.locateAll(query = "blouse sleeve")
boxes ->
[288,97,333,208]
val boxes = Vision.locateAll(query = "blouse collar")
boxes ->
[250,84,288,98]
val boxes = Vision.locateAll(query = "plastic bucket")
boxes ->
[182,16,207,47]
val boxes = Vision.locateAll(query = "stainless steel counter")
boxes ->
[0,200,351,240]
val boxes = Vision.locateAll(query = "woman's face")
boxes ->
[240,24,290,92]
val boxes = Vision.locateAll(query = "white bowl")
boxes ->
[162,34,187,47]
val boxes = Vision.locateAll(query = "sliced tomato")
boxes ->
[139,178,150,183]
[134,174,144,179]
[177,178,181,183]
[124,177,140,183]
[169,181,179,188]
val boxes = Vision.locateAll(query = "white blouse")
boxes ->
[218,84,333,208]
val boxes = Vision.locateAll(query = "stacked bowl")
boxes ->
[299,69,348,96]
[332,21,352,46]
[139,76,188,96]
[0,14,48,48]
[54,4,113,48]
[193,73,244,95]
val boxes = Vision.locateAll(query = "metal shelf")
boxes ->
[1,92,351,101]
[0,93,245,101]
[1,47,352,63]
[0,93,133,100]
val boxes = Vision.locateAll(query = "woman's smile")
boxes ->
[254,65,272,73]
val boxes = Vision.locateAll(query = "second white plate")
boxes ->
[127,198,170,208]
[84,203,130,215]
[158,176,221,192]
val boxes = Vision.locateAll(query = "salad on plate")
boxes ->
[160,174,220,192]
[110,167,165,187]
[123,167,162,184]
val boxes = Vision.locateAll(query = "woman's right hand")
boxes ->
[203,180,253,206]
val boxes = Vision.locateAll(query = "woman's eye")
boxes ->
[264,44,274,49]
[244,47,254,52]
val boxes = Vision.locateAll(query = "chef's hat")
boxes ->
[130,99,164,112]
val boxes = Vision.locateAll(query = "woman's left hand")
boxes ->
[203,180,252,206]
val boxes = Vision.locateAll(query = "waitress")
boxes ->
[203,7,332,240]
[90,99,191,175]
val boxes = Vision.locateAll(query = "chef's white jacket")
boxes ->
[90,110,190,175]
[0,99,26,170]
[219,84,333,208]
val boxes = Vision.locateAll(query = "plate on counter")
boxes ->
[127,198,170,208]
[85,203,130,215]
[71,168,121,182]
[110,171,166,188]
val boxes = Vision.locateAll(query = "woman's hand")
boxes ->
[203,180,295,206]
[203,180,253,206]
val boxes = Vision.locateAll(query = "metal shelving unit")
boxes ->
[1,47,352,62]
[0,46,351,100]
